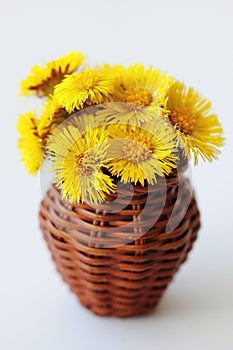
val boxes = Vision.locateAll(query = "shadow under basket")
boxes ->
[39,169,201,317]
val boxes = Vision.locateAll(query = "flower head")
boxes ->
[46,122,115,204]
[17,112,44,174]
[54,68,114,112]
[106,121,177,185]
[20,51,85,97]
[166,81,224,164]
[112,63,170,111]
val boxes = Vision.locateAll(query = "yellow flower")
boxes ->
[17,112,44,174]
[38,95,69,137]
[17,97,68,174]
[54,68,114,112]
[112,63,170,110]
[106,121,177,186]
[166,81,224,164]
[46,122,115,204]
[20,51,85,97]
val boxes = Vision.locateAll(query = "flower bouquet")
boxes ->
[17,51,224,317]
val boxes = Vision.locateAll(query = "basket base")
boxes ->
[78,297,159,317]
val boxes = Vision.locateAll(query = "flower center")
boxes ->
[77,70,95,90]
[123,134,153,163]
[79,164,93,176]
[75,154,84,169]
[169,108,196,135]
[75,153,94,176]
[122,88,153,106]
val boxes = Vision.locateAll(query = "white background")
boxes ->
[0,1,233,349]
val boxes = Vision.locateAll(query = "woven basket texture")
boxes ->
[39,166,200,317]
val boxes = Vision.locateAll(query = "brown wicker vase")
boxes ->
[39,163,200,317]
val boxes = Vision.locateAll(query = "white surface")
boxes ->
[0,1,233,349]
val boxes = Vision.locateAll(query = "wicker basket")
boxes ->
[39,163,200,317]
